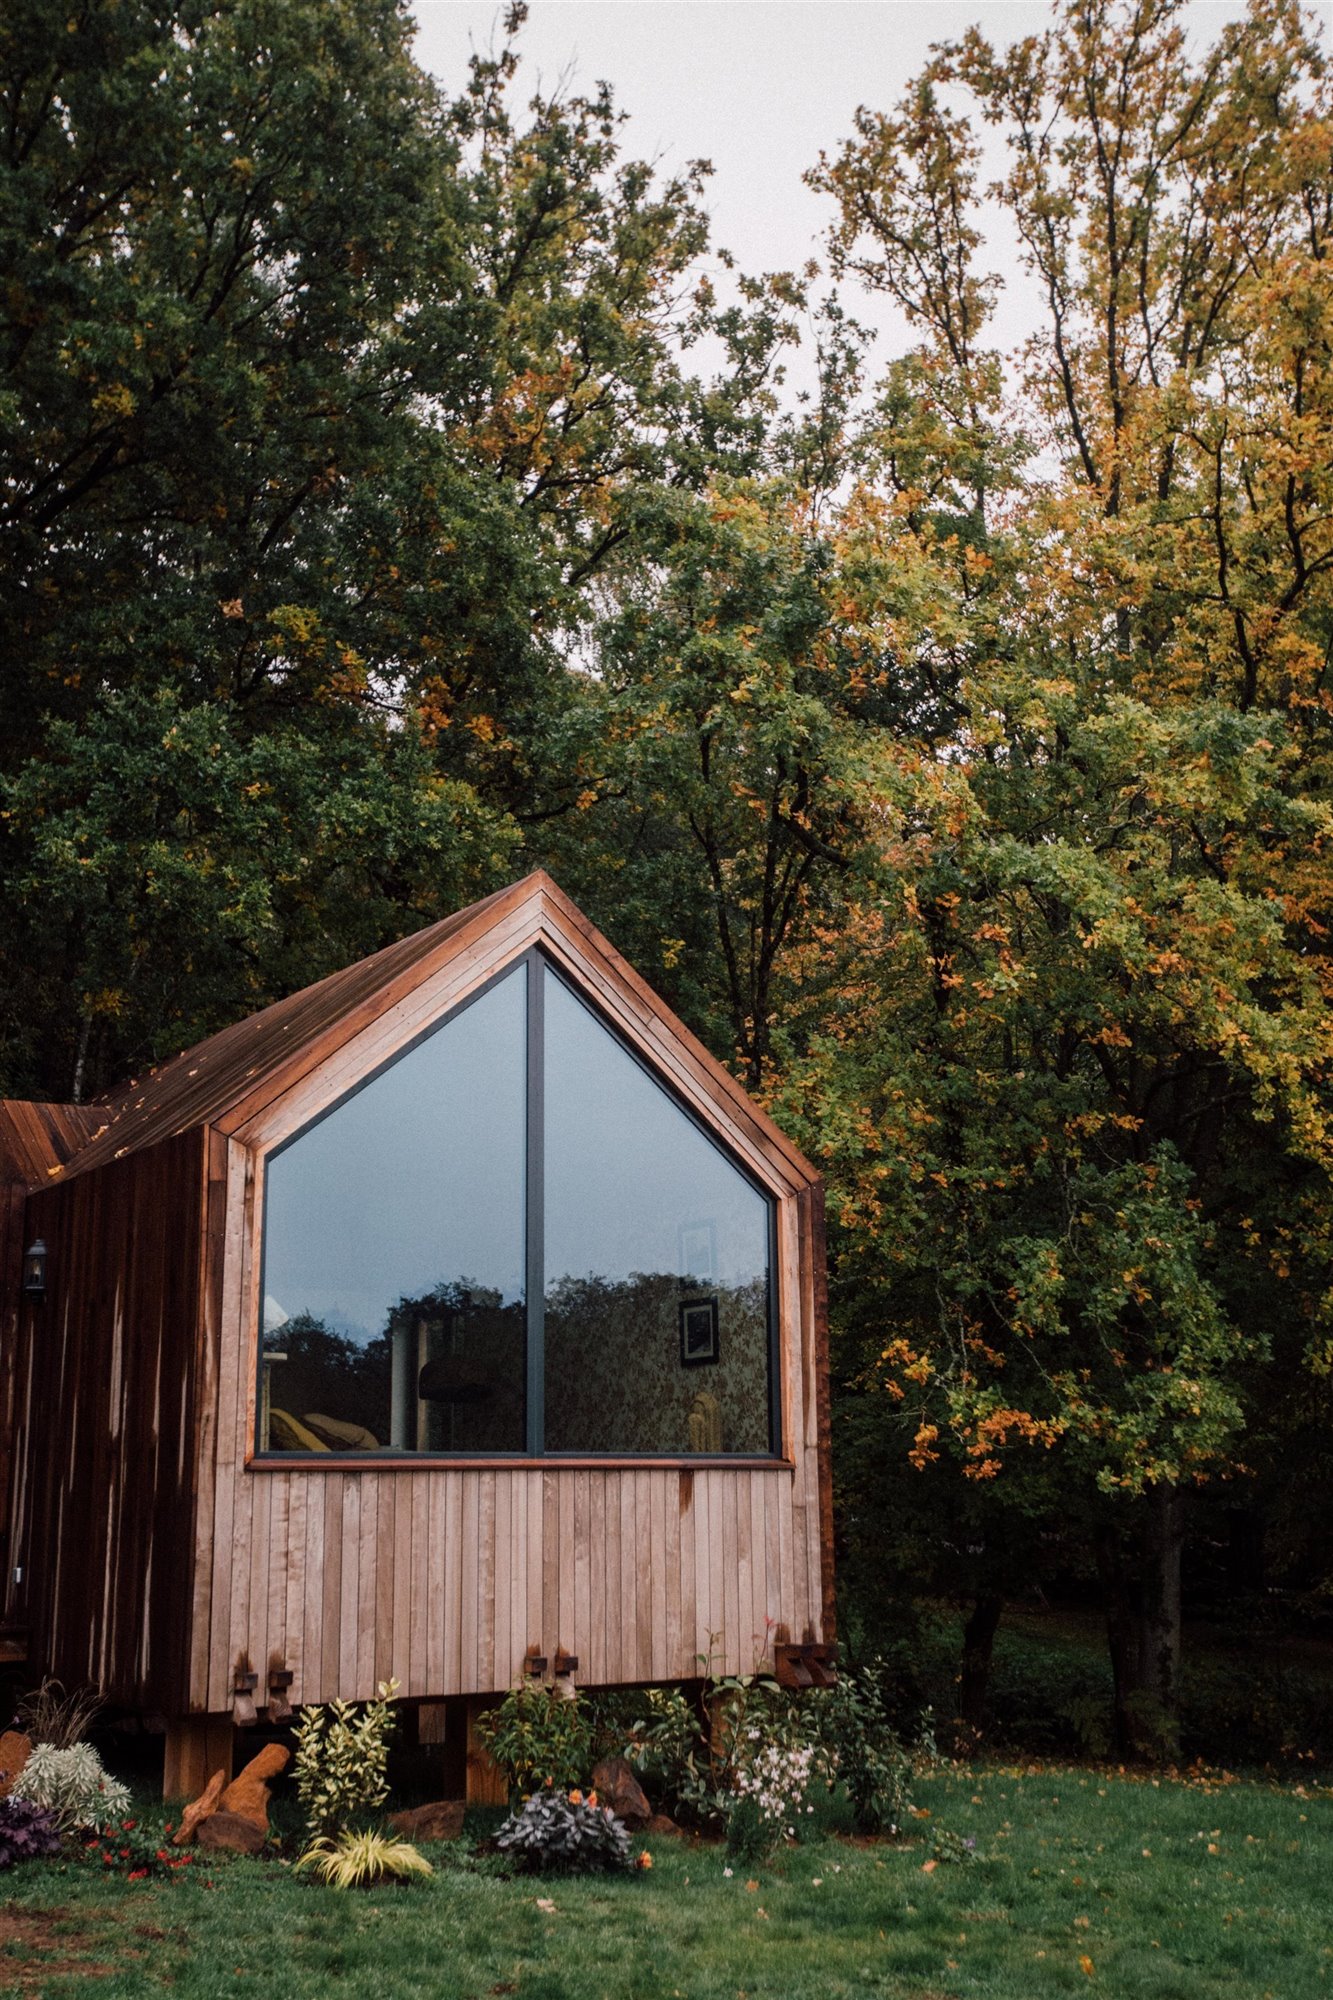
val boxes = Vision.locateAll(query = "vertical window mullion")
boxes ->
[525,952,545,1454]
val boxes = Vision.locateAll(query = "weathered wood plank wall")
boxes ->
[9,1132,205,1706]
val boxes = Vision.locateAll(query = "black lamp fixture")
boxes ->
[21,1238,47,1299]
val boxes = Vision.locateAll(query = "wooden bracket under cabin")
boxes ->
[773,1622,838,1691]
[267,1660,295,1723]
[523,1645,547,1678]
[232,1660,259,1727]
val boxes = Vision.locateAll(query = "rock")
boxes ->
[644,1813,679,1837]
[590,1757,651,1829]
[0,1731,32,1798]
[388,1799,466,1842]
[220,1741,290,1832]
[197,1809,266,1856]
[173,1768,226,1845]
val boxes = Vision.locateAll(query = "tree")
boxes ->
[794,0,1333,1753]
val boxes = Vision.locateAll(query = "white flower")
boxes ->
[723,1866,734,1878]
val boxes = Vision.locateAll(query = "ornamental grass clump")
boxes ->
[293,1677,399,1839]
[0,1796,61,1869]
[10,1742,131,1833]
[496,1788,632,1875]
[295,1829,433,1889]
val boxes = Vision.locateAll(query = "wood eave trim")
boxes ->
[244,1453,798,1474]
[217,875,543,1140]
[532,878,821,1191]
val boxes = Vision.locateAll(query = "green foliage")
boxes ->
[81,1814,199,1881]
[494,1788,632,1876]
[475,1684,595,1803]
[294,1829,433,1890]
[814,1668,914,1837]
[293,1678,399,1841]
[10,1742,132,1833]
[928,1825,976,1866]
[0,1796,61,1870]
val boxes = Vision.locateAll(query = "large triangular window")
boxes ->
[258,954,776,1459]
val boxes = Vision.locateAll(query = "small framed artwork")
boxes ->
[679,1295,720,1367]
[678,1219,717,1285]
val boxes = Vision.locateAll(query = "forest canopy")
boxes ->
[2,0,1331,1758]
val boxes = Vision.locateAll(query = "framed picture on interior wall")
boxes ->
[678,1218,717,1285]
[679,1295,719,1367]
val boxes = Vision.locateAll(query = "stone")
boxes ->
[197,1809,266,1856]
[173,1768,226,1845]
[220,1741,290,1832]
[0,1731,32,1798]
[388,1799,466,1842]
[644,1813,679,1837]
[590,1757,651,1829]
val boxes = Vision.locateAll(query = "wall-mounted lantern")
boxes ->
[21,1238,47,1299]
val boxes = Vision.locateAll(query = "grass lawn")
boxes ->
[2,1763,1330,2000]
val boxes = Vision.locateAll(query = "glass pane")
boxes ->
[543,968,772,1454]
[260,965,527,1454]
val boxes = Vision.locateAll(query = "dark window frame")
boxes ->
[253,946,782,1464]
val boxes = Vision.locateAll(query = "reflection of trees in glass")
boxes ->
[544,1272,768,1454]
[263,1312,391,1441]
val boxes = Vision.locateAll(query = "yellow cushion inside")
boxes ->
[302,1411,379,1451]
[268,1407,329,1452]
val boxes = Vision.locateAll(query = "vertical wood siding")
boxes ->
[189,1146,827,1711]
[8,1133,205,1707]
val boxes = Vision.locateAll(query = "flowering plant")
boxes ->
[83,1819,198,1880]
[725,1736,821,1861]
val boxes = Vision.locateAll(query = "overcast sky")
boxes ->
[413,1,1289,379]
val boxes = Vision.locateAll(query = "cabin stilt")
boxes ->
[464,1699,508,1806]
[163,1715,235,1802]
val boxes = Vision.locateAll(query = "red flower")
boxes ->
[128,1868,148,1881]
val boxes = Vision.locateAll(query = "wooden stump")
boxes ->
[163,1715,234,1802]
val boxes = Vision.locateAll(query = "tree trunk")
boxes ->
[1096,1487,1184,1761]
[958,1591,1003,1737]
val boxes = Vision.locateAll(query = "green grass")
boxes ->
[3,1765,1331,1999]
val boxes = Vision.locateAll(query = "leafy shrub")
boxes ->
[0,1795,61,1869]
[496,1788,632,1875]
[621,1686,717,1822]
[815,1668,914,1836]
[929,1825,977,1865]
[294,1677,399,1839]
[10,1742,131,1832]
[295,1829,433,1889]
[476,1682,595,1802]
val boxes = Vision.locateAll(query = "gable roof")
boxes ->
[39,872,819,1195]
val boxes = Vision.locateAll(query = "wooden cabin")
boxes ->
[0,873,832,1795]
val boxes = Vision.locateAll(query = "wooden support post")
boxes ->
[418,1701,449,1745]
[163,1715,234,1802]
[464,1699,508,1807]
